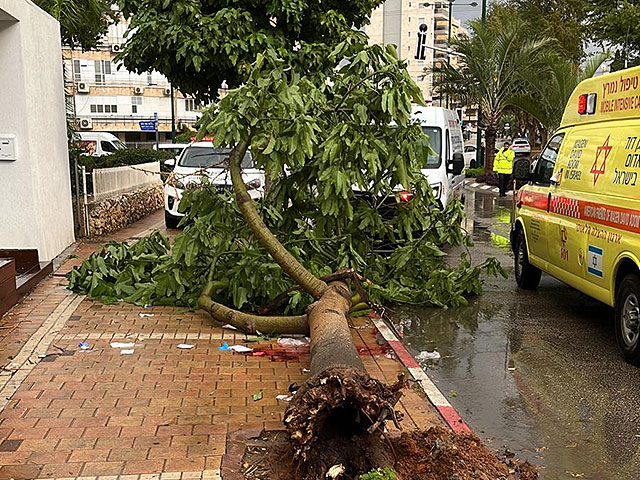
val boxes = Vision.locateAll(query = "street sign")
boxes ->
[139,120,157,131]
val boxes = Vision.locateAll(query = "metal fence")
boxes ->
[92,161,162,202]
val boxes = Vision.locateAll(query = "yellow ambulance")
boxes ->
[512,65,640,364]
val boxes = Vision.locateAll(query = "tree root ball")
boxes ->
[283,366,405,476]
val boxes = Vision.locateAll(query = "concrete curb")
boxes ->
[370,314,472,435]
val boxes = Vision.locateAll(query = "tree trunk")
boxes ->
[484,127,497,175]
[284,282,404,478]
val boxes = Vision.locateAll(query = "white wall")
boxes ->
[0,0,74,261]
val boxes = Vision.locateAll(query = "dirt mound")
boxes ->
[393,427,537,480]
[236,427,537,480]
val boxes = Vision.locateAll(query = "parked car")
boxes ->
[75,132,126,156]
[464,144,478,167]
[154,143,189,158]
[511,138,531,155]
[411,106,466,208]
[512,64,640,365]
[163,143,265,229]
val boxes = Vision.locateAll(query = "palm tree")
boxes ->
[434,19,552,174]
[510,52,610,143]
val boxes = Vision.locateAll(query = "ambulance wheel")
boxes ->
[615,274,640,365]
[514,229,541,290]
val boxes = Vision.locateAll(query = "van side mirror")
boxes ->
[448,153,465,175]
[513,157,531,181]
[164,158,176,168]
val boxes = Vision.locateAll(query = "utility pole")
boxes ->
[170,85,176,143]
[476,0,487,167]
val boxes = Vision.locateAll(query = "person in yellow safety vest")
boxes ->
[494,141,515,197]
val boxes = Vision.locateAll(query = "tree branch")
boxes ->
[228,139,328,299]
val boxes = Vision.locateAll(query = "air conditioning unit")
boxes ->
[133,86,144,95]
[111,44,122,53]
[79,117,93,130]
[77,82,90,93]
[164,88,172,96]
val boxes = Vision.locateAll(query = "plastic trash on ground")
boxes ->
[177,344,194,349]
[139,313,154,318]
[120,349,134,355]
[78,342,90,350]
[276,394,293,402]
[277,337,310,348]
[228,345,253,353]
[110,342,135,349]
[417,350,441,361]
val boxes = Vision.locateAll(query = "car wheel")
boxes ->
[514,228,542,290]
[164,210,180,229]
[615,274,640,365]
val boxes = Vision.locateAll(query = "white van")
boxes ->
[163,142,265,228]
[75,132,126,156]
[154,143,189,158]
[412,106,466,207]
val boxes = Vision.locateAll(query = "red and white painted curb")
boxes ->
[370,315,472,435]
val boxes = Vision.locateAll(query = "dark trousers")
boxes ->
[499,173,511,197]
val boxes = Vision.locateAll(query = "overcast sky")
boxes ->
[452,3,483,26]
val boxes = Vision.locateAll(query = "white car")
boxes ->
[163,142,265,228]
[511,138,531,155]
[464,144,478,168]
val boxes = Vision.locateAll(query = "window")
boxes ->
[73,60,81,82]
[179,146,253,168]
[90,104,117,114]
[131,96,142,114]
[422,127,442,169]
[101,141,118,153]
[534,133,565,185]
[94,60,111,84]
[147,72,154,85]
[185,98,197,111]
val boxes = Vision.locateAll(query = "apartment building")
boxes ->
[365,1,477,137]
[63,18,201,147]
[365,0,436,102]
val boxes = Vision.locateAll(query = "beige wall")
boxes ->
[0,0,75,261]
[365,1,435,102]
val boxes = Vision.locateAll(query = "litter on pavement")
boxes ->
[78,342,90,350]
[276,394,293,402]
[120,349,135,355]
[229,345,253,353]
[221,324,238,330]
[177,344,194,349]
[110,342,135,349]
[277,337,310,348]
[218,342,253,353]
[252,391,263,401]
[139,313,154,318]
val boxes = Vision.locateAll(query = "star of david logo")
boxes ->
[590,135,612,186]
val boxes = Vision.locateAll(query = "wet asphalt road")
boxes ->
[395,188,640,480]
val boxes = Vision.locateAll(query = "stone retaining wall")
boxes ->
[88,184,163,237]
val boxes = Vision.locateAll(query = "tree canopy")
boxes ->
[117,0,385,102]
[35,0,118,49]
[589,0,640,70]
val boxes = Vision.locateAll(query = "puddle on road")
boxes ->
[394,188,640,480]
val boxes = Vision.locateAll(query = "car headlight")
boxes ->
[430,183,442,199]
[247,179,262,190]
[174,180,186,190]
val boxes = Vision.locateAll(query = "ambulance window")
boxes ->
[534,133,565,185]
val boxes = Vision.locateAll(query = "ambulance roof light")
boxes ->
[578,94,588,115]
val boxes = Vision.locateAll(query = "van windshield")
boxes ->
[179,147,253,168]
[422,127,442,169]
[113,139,127,150]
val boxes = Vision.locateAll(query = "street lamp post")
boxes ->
[476,0,487,167]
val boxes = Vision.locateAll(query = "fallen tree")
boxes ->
[68,2,506,477]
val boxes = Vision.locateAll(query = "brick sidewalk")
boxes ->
[0,211,443,480]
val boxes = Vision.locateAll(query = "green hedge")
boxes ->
[465,167,484,178]
[70,148,174,196]
[78,148,174,172]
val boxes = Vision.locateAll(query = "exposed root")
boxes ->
[284,367,405,475]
